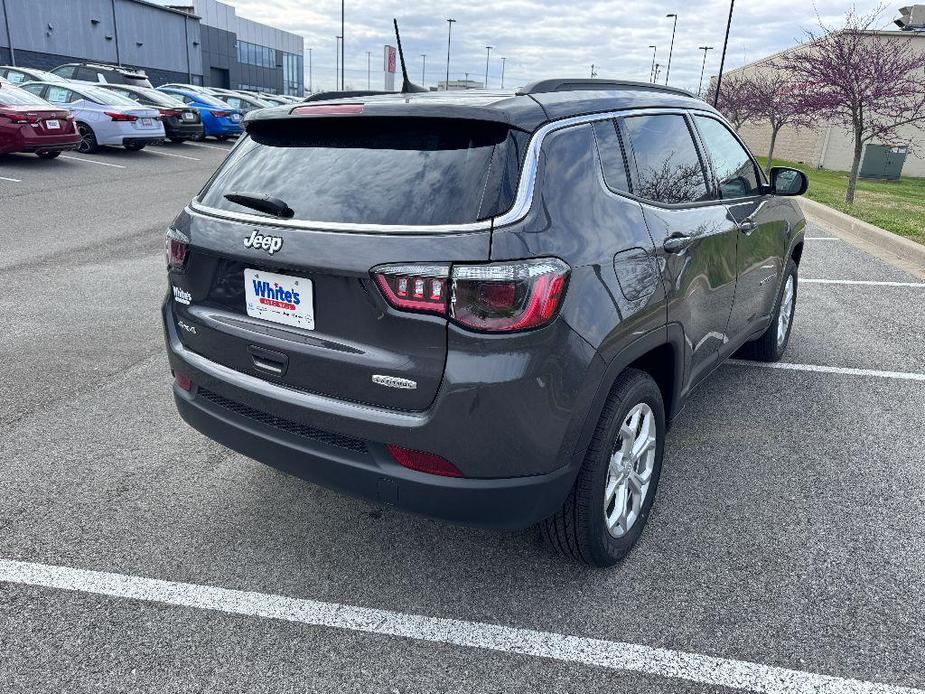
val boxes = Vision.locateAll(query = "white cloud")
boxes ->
[222,0,893,93]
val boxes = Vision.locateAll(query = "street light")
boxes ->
[648,45,657,83]
[697,46,714,95]
[421,54,426,85]
[340,0,345,90]
[653,62,661,83]
[307,47,312,93]
[484,45,492,89]
[335,36,340,90]
[714,0,736,108]
[665,14,678,86]
[500,57,506,89]
[445,18,456,90]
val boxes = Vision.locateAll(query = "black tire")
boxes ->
[542,368,666,567]
[736,259,798,362]
[76,123,98,153]
[36,151,61,160]
[124,142,146,151]
[169,137,186,143]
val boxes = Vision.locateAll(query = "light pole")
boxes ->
[445,18,456,90]
[590,64,598,78]
[697,46,713,95]
[484,45,492,89]
[648,45,657,82]
[335,36,340,90]
[714,0,736,107]
[307,47,312,93]
[500,57,506,89]
[653,63,661,83]
[340,0,345,90]
[421,54,426,84]
[665,13,677,86]
[366,50,371,89]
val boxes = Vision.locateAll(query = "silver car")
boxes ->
[20,81,165,153]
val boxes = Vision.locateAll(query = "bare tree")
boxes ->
[705,75,754,131]
[746,67,811,175]
[784,9,925,204]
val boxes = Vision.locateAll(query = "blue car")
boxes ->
[157,87,242,141]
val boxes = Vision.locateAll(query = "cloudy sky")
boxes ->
[224,0,893,93]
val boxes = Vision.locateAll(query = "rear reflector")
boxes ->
[386,445,463,478]
[291,104,364,116]
[175,373,193,391]
[165,227,189,270]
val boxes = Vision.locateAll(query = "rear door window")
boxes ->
[46,86,77,104]
[622,114,710,204]
[51,66,76,79]
[199,118,517,226]
[694,116,762,198]
[592,120,631,194]
[5,70,26,84]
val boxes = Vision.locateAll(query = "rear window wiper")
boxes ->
[224,191,294,219]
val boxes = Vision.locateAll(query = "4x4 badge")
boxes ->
[244,230,283,255]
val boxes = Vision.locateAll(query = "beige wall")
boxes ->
[723,31,925,178]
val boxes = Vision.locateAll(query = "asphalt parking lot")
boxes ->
[1,144,923,693]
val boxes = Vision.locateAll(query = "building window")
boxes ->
[237,41,278,68]
[281,52,303,95]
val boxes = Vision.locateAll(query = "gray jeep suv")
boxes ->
[162,79,807,566]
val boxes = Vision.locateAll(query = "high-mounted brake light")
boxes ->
[165,227,189,270]
[105,111,138,122]
[371,258,570,332]
[291,104,364,116]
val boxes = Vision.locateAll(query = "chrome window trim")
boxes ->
[187,105,725,234]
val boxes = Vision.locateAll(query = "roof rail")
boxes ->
[516,78,693,98]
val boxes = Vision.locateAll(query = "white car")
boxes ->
[20,81,165,153]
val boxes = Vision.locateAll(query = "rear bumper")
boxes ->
[0,128,80,154]
[163,297,596,528]
[122,136,163,147]
[165,122,204,139]
[207,120,242,135]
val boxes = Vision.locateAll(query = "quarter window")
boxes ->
[592,120,631,194]
[694,116,762,198]
[622,114,709,205]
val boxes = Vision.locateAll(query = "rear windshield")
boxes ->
[198,117,520,226]
[190,92,233,108]
[80,86,139,106]
[0,86,50,106]
[132,87,185,107]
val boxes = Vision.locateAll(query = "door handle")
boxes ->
[738,218,757,234]
[663,233,693,254]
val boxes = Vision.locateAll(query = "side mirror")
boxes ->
[769,166,808,196]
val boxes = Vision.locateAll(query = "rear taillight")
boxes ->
[165,227,189,270]
[210,110,231,118]
[175,372,193,391]
[371,258,569,333]
[159,109,179,118]
[105,111,138,122]
[386,445,463,478]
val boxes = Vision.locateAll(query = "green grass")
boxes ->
[756,157,925,245]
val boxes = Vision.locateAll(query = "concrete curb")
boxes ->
[799,197,925,278]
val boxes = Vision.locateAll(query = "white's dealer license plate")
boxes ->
[140,118,153,127]
[45,119,60,129]
[244,269,314,330]
[182,112,195,121]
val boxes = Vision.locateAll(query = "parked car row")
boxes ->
[1,61,302,159]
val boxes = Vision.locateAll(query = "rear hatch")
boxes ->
[171,113,522,411]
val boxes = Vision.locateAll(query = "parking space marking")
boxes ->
[802,279,925,288]
[2,558,923,694]
[60,155,127,169]
[805,237,840,241]
[728,360,925,382]
[144,149,200,161]
[0,175,22,182]
[185,142,232,151]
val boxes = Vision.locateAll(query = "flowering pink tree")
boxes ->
[745,67,811,175]
[705,75,754,131]
[784,10,925,204]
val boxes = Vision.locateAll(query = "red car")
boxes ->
[0,81,80,159]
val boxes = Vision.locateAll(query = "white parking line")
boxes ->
[1,558,922,694]
[60,155,127,169]
[802,279,925,288]
[0,175,21,182]
[144,149,200,161]
[185,142,231,151]
[728,360,925,382]
[805,237,840,241]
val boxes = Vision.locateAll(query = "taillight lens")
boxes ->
[211,110,231,118]
[371,258,569,333]
[159,109,179,118]
[105,111,138,122]
[175,372,193,391]
[386,445,463,478]
[165,227,189,270]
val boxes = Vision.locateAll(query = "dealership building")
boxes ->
[0,0,304,95]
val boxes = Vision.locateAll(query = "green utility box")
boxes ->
[859,144,908,181]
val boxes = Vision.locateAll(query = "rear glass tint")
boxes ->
[198,118,517,226]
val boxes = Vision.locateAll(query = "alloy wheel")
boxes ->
[777,274,795,348]
[77,125,93,154]
[604,403,657,538]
